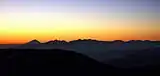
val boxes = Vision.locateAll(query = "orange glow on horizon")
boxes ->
[0,12,159,44]
[0,29,159,44]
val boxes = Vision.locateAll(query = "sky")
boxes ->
[0,0,159,44]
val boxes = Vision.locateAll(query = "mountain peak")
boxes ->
[45,40,67,44]
[45,40,54,44]
[26,39,41,44]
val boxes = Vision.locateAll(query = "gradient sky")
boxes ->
[0,0,159,44]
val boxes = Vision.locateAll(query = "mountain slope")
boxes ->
[26,40,41,44]
[0,49,115,76]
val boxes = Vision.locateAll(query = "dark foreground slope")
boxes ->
[0,49,116,76]
[0,49,160,76]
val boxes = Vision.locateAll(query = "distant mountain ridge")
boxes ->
[45,40,67,44]
[1,39,160,68]
[26,39,160,45]
[23,39,159,50]
[0,39,160,75]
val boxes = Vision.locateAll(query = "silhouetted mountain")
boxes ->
[0,49,160,76]
[0,49,117,76]
[45,40,55,44]
[17,40,42,49]
[26,39,41,44]
[7,39,160,63]
[45,40,68,45]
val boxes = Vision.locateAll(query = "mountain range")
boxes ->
[0,39,160,75]
[4,39,157,67]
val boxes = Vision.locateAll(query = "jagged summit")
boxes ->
[45,40,67,44]
[26,39,41,44]
[45,40,54,44]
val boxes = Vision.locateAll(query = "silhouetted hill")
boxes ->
[0,49,160,75]
[0,49,116,76]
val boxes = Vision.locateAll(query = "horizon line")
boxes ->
[0,39,159,45]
